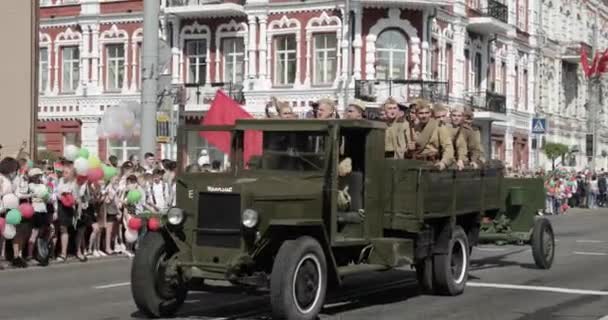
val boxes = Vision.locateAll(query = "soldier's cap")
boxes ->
[463,105,475,118]
[348,99,367,112]
[409,98,431,111]
[450,105,465,113]
[317,97,336,108]
[432,103,449,113]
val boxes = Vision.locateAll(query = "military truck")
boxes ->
[131,119,554,319]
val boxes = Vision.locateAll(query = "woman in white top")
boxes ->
[56,163,79,262]
[588,175,600,209]
[0,157,20,268]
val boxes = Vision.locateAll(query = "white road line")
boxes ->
[467,282,608,296]
[576,240,605,243]
[476,248,507,252]
[93,282,131,289]
[598,315,608,320]
[573,251,607,256]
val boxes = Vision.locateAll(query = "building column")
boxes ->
[130,40,138,92]
[304,33,312,87]
[505,42,517,111]
[82,26,91,91]
[122,41,129,93]
[52,43,60,94]
[294,31,303,88]
[421,10,429,80]
[352,5,363,80]
[81,117,100,157]
[334,28,342,88]
[90,24,100,93]
[247,16,258,79]
[452,22,466,100]
[258,15,268,85]
[170,18,180,84]
[504,128,514,167]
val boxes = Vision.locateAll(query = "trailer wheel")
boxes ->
[131,232,187,318]
[531,218,555,269]
[433,226,469,296]
[415,257,434,293]
[271,236,327,320]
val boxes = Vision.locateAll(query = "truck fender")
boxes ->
[263,221,341,288]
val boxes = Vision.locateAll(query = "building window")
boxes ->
[222,37,245,85]
[376,29,407,80]
[108,137,140,163]
[61,46,79,93]
[36,133,46,151]
[274,35,297,86]
[63,132,80,148]
[40,47,48,93]
[106,44,125,92]
[474,52,483,90]
[185,39,207,84]
[313,33,337,85]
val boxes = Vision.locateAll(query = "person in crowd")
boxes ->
[411,100,454,170]
[26,168,53,265]
[211,160,221,172]
[12,159,31,267]
[0,157,20,268]
[86,179,105,257]
[383,97,414,159]
[147,169,170,214]
[56,161,78,262]
[128,155,141,170]
[588,174,600,209]
[598,173,607,206]
[103,175,121,255]
[316,98,338,119]
[108,155,119,168]
[143,153,156,174]
[344,100,366,120]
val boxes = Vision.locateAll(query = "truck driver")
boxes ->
[412,100,454,170]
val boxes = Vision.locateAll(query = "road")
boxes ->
[1,208,607,320]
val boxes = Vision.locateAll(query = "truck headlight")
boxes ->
[242,209,259,228]
[167,207,185,225]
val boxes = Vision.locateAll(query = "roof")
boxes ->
[233,118,388,131]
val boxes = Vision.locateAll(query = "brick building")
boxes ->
[36,0,608,169]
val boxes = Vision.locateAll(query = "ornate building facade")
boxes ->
[39,0,607,170]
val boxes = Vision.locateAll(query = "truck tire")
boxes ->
[433,226,469,296]
[531,218,555,269]
[271,236,327,320]
[415,257,434,293]
[131,232,187,318]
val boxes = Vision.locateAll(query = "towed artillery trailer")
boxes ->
[131,119,554,320]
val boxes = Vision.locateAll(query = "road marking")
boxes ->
[573,251,607,256]
[467,282,608,296]
[476,247,507,252]
[598,315,608,320]
[576,240,605,243]
[93,282,131,289]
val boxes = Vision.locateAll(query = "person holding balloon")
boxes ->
[11,159,32,267]
[56,161,79,262]
[25,168,53,265]
[121,175,153,256]
[103,175,121,255]
[0,157,20,268]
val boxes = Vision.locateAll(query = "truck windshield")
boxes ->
[245,131,327,172]
[180,129,232,173]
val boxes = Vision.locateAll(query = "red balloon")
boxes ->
[87,167,104,182]
[76,175,88,185]
[148,217,161,231]
[0,218,5,233]
[127,217,142,231]
[18,203,35,219]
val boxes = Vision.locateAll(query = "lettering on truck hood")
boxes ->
[207,186,233,193]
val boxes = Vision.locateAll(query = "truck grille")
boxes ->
[196,192,241,248]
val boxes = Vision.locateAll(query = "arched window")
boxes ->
[376,29,407,80]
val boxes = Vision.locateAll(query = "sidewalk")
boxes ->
[0,252,130,270]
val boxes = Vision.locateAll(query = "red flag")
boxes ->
[590,50,601,77]
[581,48,592,78]
[200,90,262,166]
[597,49,608,74]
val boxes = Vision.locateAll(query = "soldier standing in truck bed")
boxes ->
[411,99,454,170]
[383,97,414,159]
[463,106,485,167]
[447,105,471,170]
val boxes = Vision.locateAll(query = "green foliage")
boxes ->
[542,142,570,169]
[37,150,59,162]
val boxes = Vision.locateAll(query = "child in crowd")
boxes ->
[26,168,53,264]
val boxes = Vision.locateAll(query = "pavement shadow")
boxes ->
[470,248,538,272]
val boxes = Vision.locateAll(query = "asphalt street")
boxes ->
[1,208,607,320]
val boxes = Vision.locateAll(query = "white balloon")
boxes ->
[125,228,139,243]
[2,194,19,210]
[74,158,89,176]
[64,145,80,161]
[2,224,16,240]
[34,185,48,199]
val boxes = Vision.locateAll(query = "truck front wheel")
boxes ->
[433,225,469,296]
[271,236,328,320]
[531,218,555,269]
[131,232,187,318]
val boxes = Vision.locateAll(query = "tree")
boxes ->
[542,142,570,170]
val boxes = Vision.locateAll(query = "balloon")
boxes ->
[148,217,161,231]
[34,185,49,199]
[103,165,118,181]
[87,167,104,182]
[6,209,22,225]
[78,148,90,160]
[125,228,139,243]
[127,190,142,204]
[27,160,34,168]
[2,224,16,240]
[127,217,143,230]
[18,203,34,219]
[0,218,5,233]
[2,194,19,209]
[74,157,89,176]
[76,175,88,185]
[64,145,80,161]
[88,155,102,169]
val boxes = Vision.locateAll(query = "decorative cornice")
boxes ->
[40,12,142,29]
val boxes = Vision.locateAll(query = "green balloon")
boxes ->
[127,190,142,204]
[27,160,34,168]
[78,148,90,159]
[103,165,118,181]
[6,209,22,225]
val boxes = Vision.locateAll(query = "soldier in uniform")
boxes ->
[446,105,471,170]
[463,106,486,167]
[383,98,414,159]
[411,100,454,170]
[344,99,366,120]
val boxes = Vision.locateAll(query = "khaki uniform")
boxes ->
[385,120,413,159]
[447,124,468,163]
[470,126,486,163]
[413,119,455,166]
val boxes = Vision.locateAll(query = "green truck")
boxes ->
[131,119,554,319]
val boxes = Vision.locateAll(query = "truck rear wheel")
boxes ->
[531,218,555,269]
[131,232,187,318]
[271,236,327,320]
[433,226,469,296]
